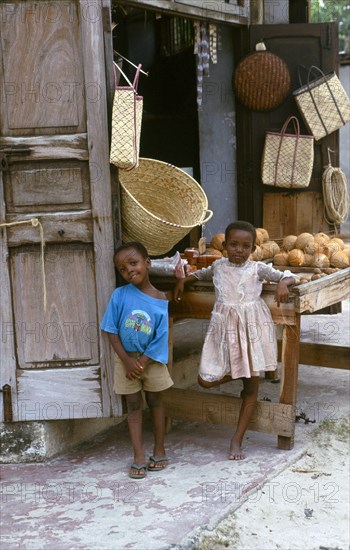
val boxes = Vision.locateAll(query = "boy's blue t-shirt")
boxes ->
[100,284,169,364]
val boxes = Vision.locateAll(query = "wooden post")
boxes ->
[278,314,300,449]
[165,316,174,433]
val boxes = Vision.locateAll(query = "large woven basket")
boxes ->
[119,158,213,255]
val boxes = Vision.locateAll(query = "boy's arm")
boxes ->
[274,276,296,307]
[106,332,144,379]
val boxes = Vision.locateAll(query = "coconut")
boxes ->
[330,251,349,269]
[311,274,322,280]
[210,233,225,251]
[273,252,289,266]
[314,233,330,246]
[324,241,342,257]
[329,237,345,249]
[295,232,314,250]
[250,245,264,261]
[304,241,324,255]
[343,246,350,260]
[257,228,269,242]
[282,235,298,252]
[261,241,280,259]
[303,253,313,267]
[288,249,304,266]
[311,253,330,268]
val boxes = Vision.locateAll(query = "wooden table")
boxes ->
[155,267,350,450]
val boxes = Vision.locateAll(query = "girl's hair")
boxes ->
[114,242,149,261]
[225,221,257,245]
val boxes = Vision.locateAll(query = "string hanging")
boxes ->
[322,148,349,229]
[0,217,47,311]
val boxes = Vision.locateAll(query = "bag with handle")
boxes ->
[110,63,143,170]
[261,115,314,188]
[293,65,350,141]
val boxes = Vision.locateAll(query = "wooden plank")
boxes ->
[278,318,300,450]
[292,267,350,296]
[163,387,294,437]
[17,367,103,420]
[295,275,350,313]
[0,172,18,422]
[263,190,330,241]
[79,1,119,417]
[6,211,93,245]
[278,340,349,370]
[169,289,297,325]
[0,134,89,161]
[114,0,249,25]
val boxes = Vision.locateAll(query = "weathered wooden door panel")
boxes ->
[17,367,103,421]
[0,0,118,421]
[234,23,339,235]
[10,245,99,367]
[0,1,86,134]
[5,160,91,212]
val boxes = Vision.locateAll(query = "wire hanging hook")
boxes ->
[327,147,335,167]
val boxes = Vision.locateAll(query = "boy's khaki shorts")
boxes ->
[113,352,174,395]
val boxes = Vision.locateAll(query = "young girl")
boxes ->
[174,221,296,460]
[101,242,173,479]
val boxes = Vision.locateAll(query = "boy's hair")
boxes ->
[225,221,257,245]
[114,242,149,262]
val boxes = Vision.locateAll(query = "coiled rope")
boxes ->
[322,149,349,228]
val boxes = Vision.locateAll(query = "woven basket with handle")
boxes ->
[119,158,213,256]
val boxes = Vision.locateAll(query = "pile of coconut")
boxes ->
[207,229,350,270]
[274,232,350,269]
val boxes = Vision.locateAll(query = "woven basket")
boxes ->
[293,66,350,141]
[234,47,291,112]
[261,116,314,188]
[119,158,213,255]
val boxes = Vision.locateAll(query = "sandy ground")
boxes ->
[197,416,350,550]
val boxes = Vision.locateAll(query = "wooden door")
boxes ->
[234,23,339,238]
[0,0,119,421]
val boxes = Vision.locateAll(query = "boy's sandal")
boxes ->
[147,456,169,472]
[128,463,147,479]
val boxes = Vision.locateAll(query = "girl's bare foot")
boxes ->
[228,439,245,460]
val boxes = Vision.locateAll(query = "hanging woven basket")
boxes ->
[233,42,291,112]
[119,158,213,256]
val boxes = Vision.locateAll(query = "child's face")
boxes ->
[115,248,150,286]
[224,229,256,264]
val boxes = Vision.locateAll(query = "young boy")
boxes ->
[101,242,173,478]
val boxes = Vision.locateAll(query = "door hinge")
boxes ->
[1,384,13,422]
[0,147,31,171]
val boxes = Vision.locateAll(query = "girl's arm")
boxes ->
[274,276,296,307]
[174,273,197,302]
[173,263,216,301]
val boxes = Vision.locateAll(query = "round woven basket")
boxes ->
[119,158,213,256]
[234,50,291,111]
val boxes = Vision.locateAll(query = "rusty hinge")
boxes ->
[1,384,13,422]
[0,146,31,171]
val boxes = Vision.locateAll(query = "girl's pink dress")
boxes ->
[193,258,295,380]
